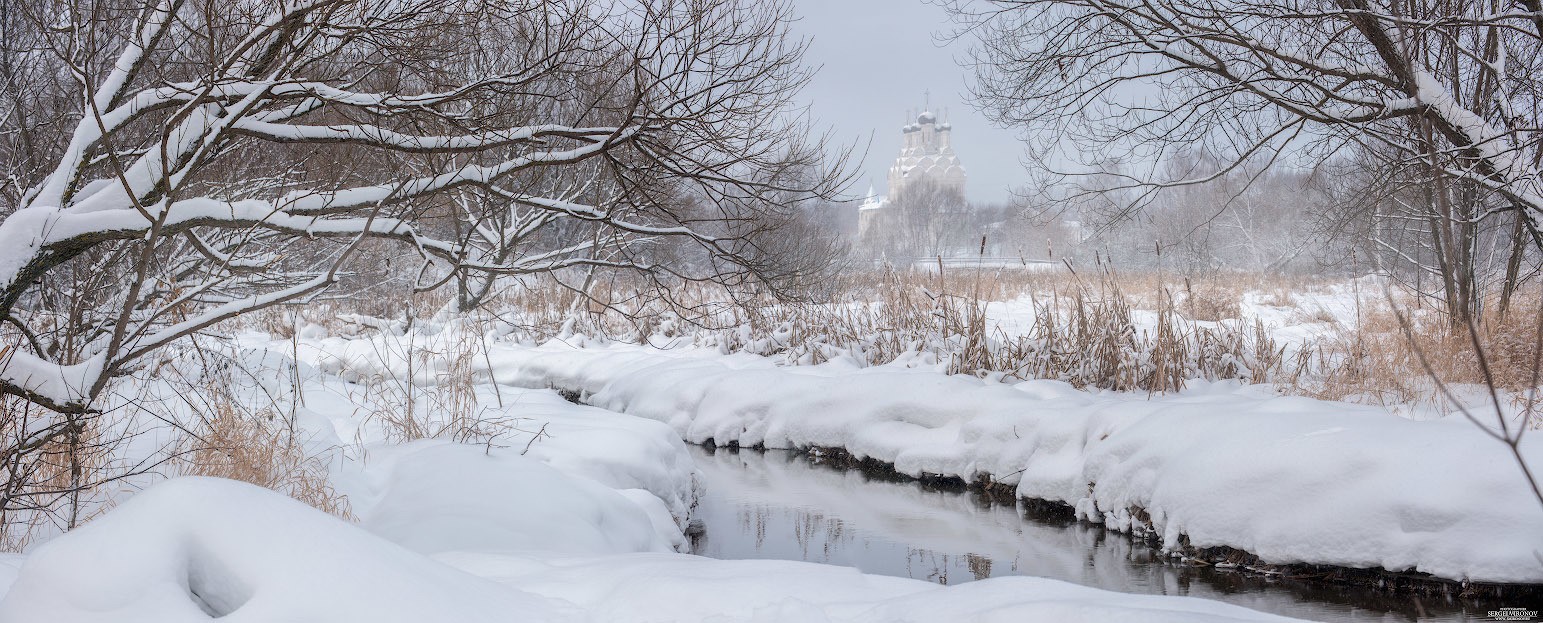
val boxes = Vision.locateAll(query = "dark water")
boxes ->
[686,445,1530,623]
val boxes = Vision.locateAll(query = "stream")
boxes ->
[685,445,1503,623]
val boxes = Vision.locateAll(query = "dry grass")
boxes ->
[0,393,117,550]
[661,267,1304,392]
[179,401,352,519]
[936,271,1292,391]
[151,340,353,519]
[1181,279,1243,322]
[1309,298,1543,408]
[1,338,120,546]
[240,265,1543,408]
[339,324,536,446]
[288,267,1314,393]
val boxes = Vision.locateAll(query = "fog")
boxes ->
[785,0,1024,204]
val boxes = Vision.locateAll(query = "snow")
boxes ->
[490,340,1543,583]
[0,477,564,623]
[341,441,679,556]
[0,477,1310,623]
[245,309,1542,585]
[222,337,701,533]
[0,349,104,408]
[444,550,1310,623]
[0,329,1327,622]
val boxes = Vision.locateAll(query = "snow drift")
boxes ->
[342,441,680,556]
[0,477,564,623]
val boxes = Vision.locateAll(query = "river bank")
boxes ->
[480,340,1543,589]
[0,335,1322,623]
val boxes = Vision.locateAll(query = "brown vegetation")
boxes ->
[411,267,1542,416]
[179,402,351,520]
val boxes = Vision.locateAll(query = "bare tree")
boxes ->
[859,178,970,262]
[1315,144,1527,315]
[0,0,848,420]
[951,0,1543,509]
[949,0,1543,320]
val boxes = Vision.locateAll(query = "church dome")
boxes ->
[917,110,937,124]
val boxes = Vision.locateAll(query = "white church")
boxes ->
[848,108,1078,264]
[857,108,967,241]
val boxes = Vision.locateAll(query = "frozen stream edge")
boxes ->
[471,340,1543,592]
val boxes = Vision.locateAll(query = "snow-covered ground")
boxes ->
[0,478,1309,622]
[483,339,1543,584]
[159,313,1541,584]
[0,331,1319,623]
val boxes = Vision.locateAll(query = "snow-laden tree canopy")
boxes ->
[0,0,846,413]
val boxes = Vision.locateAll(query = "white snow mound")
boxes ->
[340,441,678,555]
[0,477,564,623]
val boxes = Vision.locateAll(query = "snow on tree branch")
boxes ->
[0,0,849,413]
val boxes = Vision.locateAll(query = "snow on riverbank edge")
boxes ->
[0,478,1313,623]
[0,336,1320,623]
[484,341,1543,585]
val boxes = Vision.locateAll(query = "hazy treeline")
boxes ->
[947,0,1543,324]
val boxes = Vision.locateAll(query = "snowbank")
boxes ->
[223,333,700,542]
[443,550,1311,623]
[340,441,679,555]
[491,341,1543,583]
[0,477,1309,623]
[0,331,1330,623]
[0,478,565,623]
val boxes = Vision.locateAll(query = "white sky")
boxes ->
[786,0,1024,205]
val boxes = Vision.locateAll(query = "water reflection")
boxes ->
[687,445,1506,623]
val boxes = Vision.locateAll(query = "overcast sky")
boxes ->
[786,0,1024,205]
